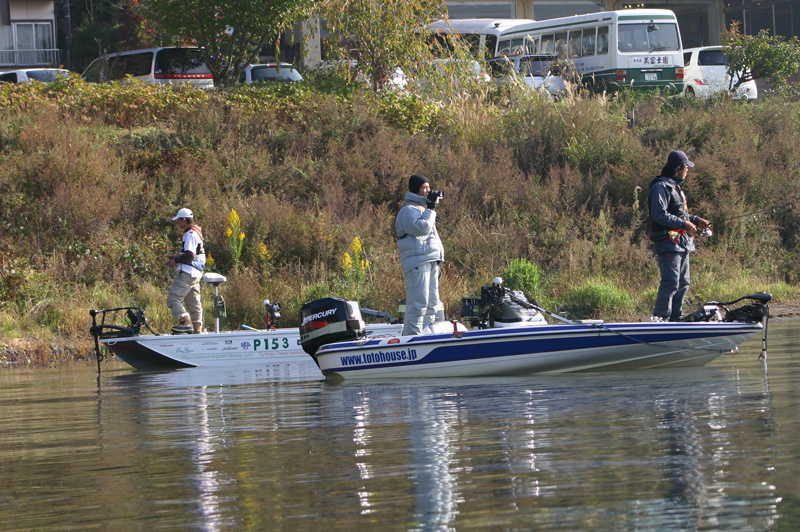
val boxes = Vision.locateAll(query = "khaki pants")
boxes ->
[167,271,202,323]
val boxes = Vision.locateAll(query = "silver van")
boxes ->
[82,47,214,88]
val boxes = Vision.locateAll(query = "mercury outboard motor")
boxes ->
[299,297,366,356]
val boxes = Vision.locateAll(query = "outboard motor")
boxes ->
[299,297,365,356]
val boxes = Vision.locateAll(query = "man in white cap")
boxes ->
[166,208,206,333]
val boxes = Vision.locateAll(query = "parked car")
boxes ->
[308,60,407,90]
[682,46,757,100]
[0,68,70,84]
[488,55,566,96]
[239,63,303,84]
[82,47,214,88]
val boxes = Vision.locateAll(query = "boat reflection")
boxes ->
[111,358,323,388]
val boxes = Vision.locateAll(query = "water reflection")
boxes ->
[1,323,799,530]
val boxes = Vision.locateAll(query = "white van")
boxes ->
[81,47,214,88]
[683,46,757,100]
[0,68,70,84]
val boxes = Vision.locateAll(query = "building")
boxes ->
[0,0,59,72]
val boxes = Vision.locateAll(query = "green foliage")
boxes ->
[564,278,635,319]
[502,258,541,301]
[137,0,315,87]
[377,91,440,133]
[320,0,446,91]
[722,22,800,94]
[2,79,800,352]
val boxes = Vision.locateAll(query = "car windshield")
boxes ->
[26,70,68,82]
[618,22,680,52]
[250,65,302,82]
[698,50,727,66]
[519,57,554,77]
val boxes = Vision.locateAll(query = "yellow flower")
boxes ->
[239,232,245,241]
[360,259,369,272]
[258,242,270,260]
[227,209,241,228]
[342,252,353,272]
[350,236,363,255]
[225,227,232,238]
[206,252,215,268]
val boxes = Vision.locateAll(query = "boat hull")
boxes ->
[313,322,763,379]
[101,324,403,370]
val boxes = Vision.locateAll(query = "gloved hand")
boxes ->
[426,190,440,210]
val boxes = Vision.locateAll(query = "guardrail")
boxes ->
[0,49,61,67]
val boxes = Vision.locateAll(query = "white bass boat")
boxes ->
[298,285,771,380]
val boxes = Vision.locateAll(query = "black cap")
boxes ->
[408,174,430,194]
[667,150,695,168]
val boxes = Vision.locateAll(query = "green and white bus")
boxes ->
[498,9,685,92]
[427,18,535,61]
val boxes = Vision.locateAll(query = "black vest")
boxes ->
[648,176,689,239]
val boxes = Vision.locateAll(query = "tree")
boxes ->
[137,0,315,87]
[721,21,800,94]
[319,0,446,91]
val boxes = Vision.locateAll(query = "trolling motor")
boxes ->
[683,292,772,360]
[89,306,158,371]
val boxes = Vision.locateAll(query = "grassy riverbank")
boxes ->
[2,78,800,366]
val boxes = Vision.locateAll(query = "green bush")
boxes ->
[1,78,800,356]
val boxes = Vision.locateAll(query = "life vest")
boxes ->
[648,176,690,241]
[183,228,206,271]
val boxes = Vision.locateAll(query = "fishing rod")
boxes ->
[720,203,794,222]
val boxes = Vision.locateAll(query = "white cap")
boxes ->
[494,276,503,285]
[172,208,193,220]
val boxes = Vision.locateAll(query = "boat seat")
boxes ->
[203,272,227,286]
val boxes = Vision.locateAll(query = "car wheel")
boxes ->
[685,86,696,98]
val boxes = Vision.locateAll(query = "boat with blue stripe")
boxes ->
[299,285,771,380]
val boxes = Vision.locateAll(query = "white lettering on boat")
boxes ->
[301,308,337,326]
[340,348,417,367]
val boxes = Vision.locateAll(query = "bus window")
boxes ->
[597,26,609,54]
[582,28,596,56]
[525,35,540,55]
[540,34,554,54]
[568,30,582,58]
[484,35,498,59]
[509,38,526,56]
[497,39,511,57]
[554,32,568,59]
[618,22,680,52]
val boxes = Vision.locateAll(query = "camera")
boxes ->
[427,190,444,202]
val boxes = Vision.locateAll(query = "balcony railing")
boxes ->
[0,48,61,67]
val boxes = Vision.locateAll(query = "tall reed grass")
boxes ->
[1,78,799,363]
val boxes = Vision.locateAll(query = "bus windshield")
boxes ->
[618,22,680,53]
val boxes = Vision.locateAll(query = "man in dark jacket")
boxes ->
[649,151,710,322]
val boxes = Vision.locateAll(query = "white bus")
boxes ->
[498,9,685,92]
[427,18,535,61]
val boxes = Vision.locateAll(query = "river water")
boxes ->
[1,321,799,531]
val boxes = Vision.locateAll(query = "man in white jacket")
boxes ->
[395,174,445,335]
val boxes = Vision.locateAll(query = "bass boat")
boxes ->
[299,283,771,380]
[90,273,401,370]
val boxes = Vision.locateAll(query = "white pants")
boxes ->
[403,261,440,336]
